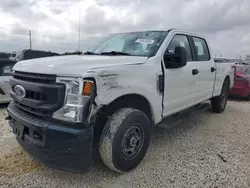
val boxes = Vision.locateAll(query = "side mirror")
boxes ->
[164,46,187,68]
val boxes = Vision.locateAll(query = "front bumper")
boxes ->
[7,102,93,173]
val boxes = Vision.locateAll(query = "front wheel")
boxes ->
[99,108,151,173]
[211,79,229,113]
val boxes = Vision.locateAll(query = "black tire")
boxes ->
[211,79,230,113]
[99,108,151,173]
[245,95,250,101]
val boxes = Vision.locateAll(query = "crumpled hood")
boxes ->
[13,55,147,77]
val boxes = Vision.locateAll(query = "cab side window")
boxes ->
[192,37,210,61]
[166,35,192,61]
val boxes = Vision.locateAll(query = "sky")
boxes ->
[0,0,250,59]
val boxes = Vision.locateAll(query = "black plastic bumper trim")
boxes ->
[7,103,93,173]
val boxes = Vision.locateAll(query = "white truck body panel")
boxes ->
[213,63,234,96]
[14,55,148,77]
[157,30,234,117]
[162,60,201,117]
[13,29,234,124]
[14,56,163,123]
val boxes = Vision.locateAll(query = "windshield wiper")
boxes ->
[100,51,131,56]
[83,51,100,55]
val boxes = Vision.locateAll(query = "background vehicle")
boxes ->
[0,52,17,66]
[0,49,60,104]
[235,61,248,65]
[15,49,59,61]
[246,54,250,63]
[0,75,13,104]
[0,52,10,60]
[214,58,227,63]
[7,29,234,173]
[0,59,16,104]
[230,65,250,100]
[6,52,17,61]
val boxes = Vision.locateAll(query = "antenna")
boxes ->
[29,30,32,50]
[78,10,81,52]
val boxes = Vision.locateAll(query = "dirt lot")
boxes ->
[0,100,250,188]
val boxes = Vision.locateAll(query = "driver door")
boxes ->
[162,34,199,117]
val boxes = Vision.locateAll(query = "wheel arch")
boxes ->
[93,93,154,142]
[218,75,230,96]
[225,75,230,86]
[110,94,152,120]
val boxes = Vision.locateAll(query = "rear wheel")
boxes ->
[99,108,151,173]
[211,79,229,113]
[245,94,250,101]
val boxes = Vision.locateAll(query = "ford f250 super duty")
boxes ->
[7,29,234,173]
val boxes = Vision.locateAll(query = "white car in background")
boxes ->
[0,76,12,104]
[0,53,16,104]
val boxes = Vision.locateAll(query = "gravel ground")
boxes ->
[0,100,250,188]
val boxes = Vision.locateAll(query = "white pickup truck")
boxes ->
[7,29,234,173]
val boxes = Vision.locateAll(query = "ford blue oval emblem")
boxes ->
[14,85,26,99]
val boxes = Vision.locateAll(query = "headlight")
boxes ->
[52,77,94,123]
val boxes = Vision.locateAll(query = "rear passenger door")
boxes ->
[191,36,215,103]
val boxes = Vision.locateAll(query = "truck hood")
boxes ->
[14,55,147,76]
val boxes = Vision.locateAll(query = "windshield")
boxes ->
[87,31,169,57]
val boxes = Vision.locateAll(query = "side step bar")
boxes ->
[157,102,211,129]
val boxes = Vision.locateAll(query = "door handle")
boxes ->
[211,67,216,72]
[192,69,199,75]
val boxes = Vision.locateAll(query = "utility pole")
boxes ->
[78,10,81,52]
[29,30,32,50]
